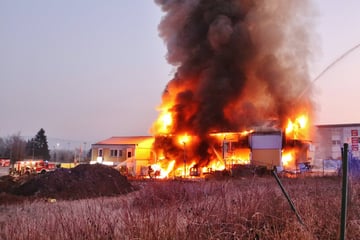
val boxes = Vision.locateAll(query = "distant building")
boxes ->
[91,136,154,176]
[315,123,360,161]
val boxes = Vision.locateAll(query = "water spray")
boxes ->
[297,43,360,101]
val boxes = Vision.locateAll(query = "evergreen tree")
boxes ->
[26,128,50,160]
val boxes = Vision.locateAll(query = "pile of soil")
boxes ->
[0,164,135,204]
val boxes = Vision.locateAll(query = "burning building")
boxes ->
[148,0,316,178]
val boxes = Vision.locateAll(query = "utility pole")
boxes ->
[83,142,87,162]
[32,142,35,161]
[222,136,227,170]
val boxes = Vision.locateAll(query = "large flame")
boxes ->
[285,114,310,140]
[150,0,316,177]
[152,107,174,135]
[178,133,191,146]
[150,160,176,178]
[282,149,296,168]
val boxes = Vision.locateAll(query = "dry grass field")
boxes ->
[1,175,360,240]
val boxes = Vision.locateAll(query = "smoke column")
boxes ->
[153,0,316,163]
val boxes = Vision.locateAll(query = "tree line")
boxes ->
[0,128,82,164]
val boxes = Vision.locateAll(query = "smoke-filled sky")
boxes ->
[1,0,360,146]
[152,0,315,137]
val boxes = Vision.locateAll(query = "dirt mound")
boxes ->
[0,164,135,203]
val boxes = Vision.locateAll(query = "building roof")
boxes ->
[316,123,360,128]
[93,136,154,145]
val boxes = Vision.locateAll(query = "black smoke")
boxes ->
[154,0,315,162]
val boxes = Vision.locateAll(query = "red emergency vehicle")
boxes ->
[12,160,57,175]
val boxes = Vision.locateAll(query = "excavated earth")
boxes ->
[0,164,136,204]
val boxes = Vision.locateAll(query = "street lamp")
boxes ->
[222,136,227,170]
[56,143,60,162]
[178,134,190,177]
[83,142,87,162]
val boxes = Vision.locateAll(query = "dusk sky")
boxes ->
[1,0,360,147]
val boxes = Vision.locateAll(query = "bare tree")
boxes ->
[1,133,27,164]
[0,137,6,157]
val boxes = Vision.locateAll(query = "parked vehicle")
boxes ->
[0,159,10,167]
[10,160,57,175]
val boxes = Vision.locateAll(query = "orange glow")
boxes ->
[150,105,312,178]
[161,111,173,130]
[209,130,253,142]
[297,115,307,129]
[285,114,309,139]
[151,160,176,178]
[282,149,296,169]
[201,160,225,174]
[153,108,173,134]
[229,149,251,165]
[178,133,191,146]
[151,80,195,135]
[205,159,225,172]
[188,161,196,169]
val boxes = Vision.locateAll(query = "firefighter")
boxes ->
[148,165,154,179]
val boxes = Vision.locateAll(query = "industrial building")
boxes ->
[315,123,360,160]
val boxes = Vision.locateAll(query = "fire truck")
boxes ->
[11,160,57,175]
[0,159,10,167]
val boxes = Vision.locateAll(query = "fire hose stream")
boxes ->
[297,43,360,101]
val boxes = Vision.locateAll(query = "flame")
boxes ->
[285,114,309,139]
[282,149,297,169]
[173,160,197,177]
[201,160,225,175]
[160,111,173,132]
[151,80,194,135]
[150,113,311,178]
[178,133,190,146]
[151,160,176,178]
[209,160,225,171]
[284,114,312,171]
[152,108,173,135]
[229,149,251,165]
[209,130,253,142]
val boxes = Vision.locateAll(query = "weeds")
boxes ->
[1,176,360,239]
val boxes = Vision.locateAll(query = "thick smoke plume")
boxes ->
[153,0,315,164]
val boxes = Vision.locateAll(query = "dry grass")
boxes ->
[1,176,360,239]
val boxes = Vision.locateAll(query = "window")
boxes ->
[110,149,118,157]
[127,151,132,158]
[98,149,103,157]
[119,150,123,157]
